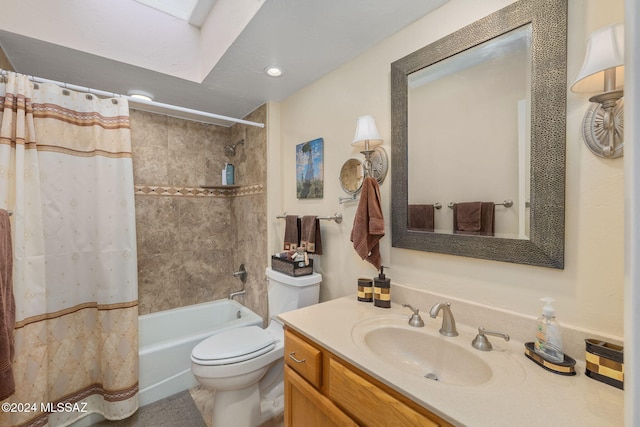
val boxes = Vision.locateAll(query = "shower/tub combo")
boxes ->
[138,298,262,406]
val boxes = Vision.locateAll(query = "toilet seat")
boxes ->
[191,326,276,366]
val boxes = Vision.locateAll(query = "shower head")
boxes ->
[224,139,245,156]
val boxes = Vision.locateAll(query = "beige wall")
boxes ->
[271,0,625,337]
[132,105,268,319]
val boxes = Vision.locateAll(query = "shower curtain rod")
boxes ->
[0,69,264,128]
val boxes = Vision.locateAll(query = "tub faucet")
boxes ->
[229,289,246,301]
[429,302,458,337]
[229,264,247,300]
[233,263,247,284]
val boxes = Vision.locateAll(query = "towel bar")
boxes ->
[276,212,342,224]
[448,200,513,209]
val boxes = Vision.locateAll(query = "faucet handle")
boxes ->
[471,326,510,351]
[402,303,425,327]
[402,303,419,314]
[233,263,248,283]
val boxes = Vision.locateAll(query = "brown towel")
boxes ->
[300,216,323,255]
[453,202,495,236]
[351,177,384,269]
[283,215,300,250]
[0,209,15,400]
[454,202,482,231]
[408,204,434,232]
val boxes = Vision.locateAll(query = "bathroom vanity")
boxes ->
[279,296,623,426]
[284,327,451,426]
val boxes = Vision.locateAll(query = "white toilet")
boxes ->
[191,267,322,426]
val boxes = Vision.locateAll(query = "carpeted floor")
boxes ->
[91,390,207,427]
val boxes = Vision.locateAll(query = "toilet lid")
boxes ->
[192,326,276,365]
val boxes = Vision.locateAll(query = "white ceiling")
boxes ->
[0,0,448,126]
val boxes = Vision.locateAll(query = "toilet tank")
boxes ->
[266,267,322,318]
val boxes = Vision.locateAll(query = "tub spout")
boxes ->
[229,289,246,301]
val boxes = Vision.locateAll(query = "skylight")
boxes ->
[133,0,199,21]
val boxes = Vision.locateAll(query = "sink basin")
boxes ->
[362,326,492,386]
[351,315,525,388]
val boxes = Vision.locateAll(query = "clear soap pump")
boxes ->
[534,297,565,363]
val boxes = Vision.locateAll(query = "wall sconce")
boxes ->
[352,115,388,184]
[571,23,624,158]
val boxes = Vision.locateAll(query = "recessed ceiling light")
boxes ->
[264,66,284,78]
[127,90,155,102]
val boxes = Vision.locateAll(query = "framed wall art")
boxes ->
[296,138,324,199]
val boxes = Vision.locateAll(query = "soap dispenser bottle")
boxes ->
[373,266,391,308]
[534,297,565,363]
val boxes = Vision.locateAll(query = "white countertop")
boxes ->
[278,296,624,427]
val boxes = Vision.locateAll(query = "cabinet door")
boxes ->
[284,329,323,387]
[284,365,357,427]
[328,358,442,427]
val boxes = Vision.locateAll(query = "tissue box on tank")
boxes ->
[271,256,313,277]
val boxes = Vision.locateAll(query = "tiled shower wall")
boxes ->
[130,105,268,320]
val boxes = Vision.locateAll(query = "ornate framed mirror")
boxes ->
[391,0,567,268]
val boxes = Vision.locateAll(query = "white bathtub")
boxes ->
[138,299,263,406]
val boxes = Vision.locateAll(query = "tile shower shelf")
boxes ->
[135,184,263,198]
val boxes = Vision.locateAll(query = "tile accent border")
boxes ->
[134,184,263,198]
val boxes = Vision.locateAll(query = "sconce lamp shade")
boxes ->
[571,23,624,93]
[352,115,383,148]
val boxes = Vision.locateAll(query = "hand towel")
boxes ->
[283,215,300,250]
[350,177,384,269]
[300,216,323,255]
[0,209,15,400]
[453,202,482,231]
[453,202,495,236]
[408,204,435,232]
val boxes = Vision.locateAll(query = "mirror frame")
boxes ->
[391,0,567,269]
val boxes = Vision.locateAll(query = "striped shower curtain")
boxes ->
[0,72,138,426]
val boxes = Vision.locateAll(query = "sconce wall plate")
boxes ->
[582,97,624,158]
[571,23,624,159]
[368,146,388,184]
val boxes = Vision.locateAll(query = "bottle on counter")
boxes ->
[357,278,373,303]
[534,297,565,363]
[373,266,391,308]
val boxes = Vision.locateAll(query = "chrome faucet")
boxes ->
[402,303,425,327]
[429,302,458,337]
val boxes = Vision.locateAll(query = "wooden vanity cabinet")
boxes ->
[284,327,453,427]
